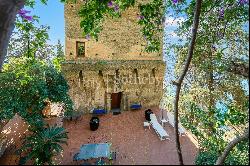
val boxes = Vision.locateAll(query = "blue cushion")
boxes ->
[93,109,107,114]
[130,104,142,109]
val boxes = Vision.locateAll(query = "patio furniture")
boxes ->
[95,158,106,165]
[130,104,142,110]
[63,110,83,123]
[91,108,107,115]
[112,109,121,115]
[75,143,111,161]
[73,152,79,161]
[160,109,168,126]
[150,114,169,141]
[109,151,117,161]
[166,112,186,136]
[90,117,100,131]
[80,161,92,165]
[143,122,150,130]
[161,119,168,127]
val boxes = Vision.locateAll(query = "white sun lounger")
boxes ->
[166,112,186,136]
[150,114,170,141]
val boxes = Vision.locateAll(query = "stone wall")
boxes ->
[64,0,163,61]
[63,0,166,114]
[62,60,165,113]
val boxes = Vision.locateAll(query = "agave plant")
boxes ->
[17,126,68,165]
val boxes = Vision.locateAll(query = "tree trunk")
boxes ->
[0,0,25,71]
[172,0,202,165]
[215,128,249,165]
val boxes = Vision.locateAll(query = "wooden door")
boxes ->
[111,92,122,109]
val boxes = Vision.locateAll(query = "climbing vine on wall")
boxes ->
[75,0,164,52]
[138,0,164,52]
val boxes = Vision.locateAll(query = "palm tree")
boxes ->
[17,126,68,165]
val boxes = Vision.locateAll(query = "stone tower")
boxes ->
[62,0,166,113]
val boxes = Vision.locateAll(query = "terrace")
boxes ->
[0,108,198,165]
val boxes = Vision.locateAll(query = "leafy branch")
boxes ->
[215,127,249,165]
[172,0,202,164]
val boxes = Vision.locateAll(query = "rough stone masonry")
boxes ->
[62,0,166,114]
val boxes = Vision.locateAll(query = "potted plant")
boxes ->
[90,117,100,131]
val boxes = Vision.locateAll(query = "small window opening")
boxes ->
[76,41,85,57]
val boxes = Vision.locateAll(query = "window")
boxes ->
[76,41,85,57]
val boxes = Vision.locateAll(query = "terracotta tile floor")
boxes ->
[57,108,198,165]
[0,108,198,165]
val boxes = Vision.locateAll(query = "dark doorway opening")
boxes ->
[111,92,122,110]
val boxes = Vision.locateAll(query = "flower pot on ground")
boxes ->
[90,117,100,131]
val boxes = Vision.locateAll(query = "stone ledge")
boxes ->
[61,60,166,71]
